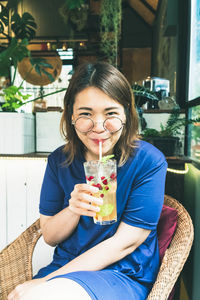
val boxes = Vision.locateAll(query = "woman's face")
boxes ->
[72,86,126,161]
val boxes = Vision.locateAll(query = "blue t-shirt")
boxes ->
[39,140,167,285]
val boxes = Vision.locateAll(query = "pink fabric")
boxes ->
[157,204,178,300]
[157,204,178,262]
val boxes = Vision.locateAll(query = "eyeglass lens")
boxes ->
[74,117,123,133]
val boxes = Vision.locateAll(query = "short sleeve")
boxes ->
[39,154,65,216]
[121,153,167,231]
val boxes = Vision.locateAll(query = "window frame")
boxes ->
[177,0,200,169]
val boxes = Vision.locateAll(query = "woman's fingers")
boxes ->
[70,197,100,211]
[69,205,97,217]
[81,192,103,205]
[69,183,103,217]
[69,196,102,212]
[74,183,99,194]
[71,183,103,206]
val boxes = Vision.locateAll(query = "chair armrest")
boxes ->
[0,219,41,300]
[147,195,194,300]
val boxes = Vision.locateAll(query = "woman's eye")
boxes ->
[107,112,118,116]
[79,112,91,116]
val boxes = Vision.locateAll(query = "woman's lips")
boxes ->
[92,139,108,144]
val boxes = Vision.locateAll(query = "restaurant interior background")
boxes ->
[0,0,200,299]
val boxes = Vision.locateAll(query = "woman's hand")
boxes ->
[69,183,103,217]
[7,278,45,300]
[40,183,102,246]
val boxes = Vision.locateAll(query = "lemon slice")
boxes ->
[99,204,114,217]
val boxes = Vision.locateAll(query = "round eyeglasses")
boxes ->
[72,116,125,133]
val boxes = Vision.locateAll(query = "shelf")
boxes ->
[0,153,49,159]
[166,156,192,164]
[143,109,185,113]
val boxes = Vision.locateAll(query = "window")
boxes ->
[189,105,200,160]
[188,0,200,101]
[187,0,200,164]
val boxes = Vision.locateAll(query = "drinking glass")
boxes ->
[84,160,117,225]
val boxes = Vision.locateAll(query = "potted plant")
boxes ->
[132,84,160,131]
[132,84,160,108]
[141,109,200,156]
[58,0,89,39]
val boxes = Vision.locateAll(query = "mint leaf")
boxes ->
[101,155,114,163]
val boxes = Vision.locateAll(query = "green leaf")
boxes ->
[0,38,30,77]
[0,4,9,27]
[64,0,86,9]
[0,21,4,33]
[38,62,53,69]
[22,94,31,100]
[132,84,159,102]
[2,85,31,112]
[35,65,42,76]
[101,155,115,163]
[29,57,54,81]
[42,70,54,82]
[30,57,53,69]
[11,11,37,40]
[142,128,160,137]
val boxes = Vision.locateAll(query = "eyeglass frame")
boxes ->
[72,116,126,133]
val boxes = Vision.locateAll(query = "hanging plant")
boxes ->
[99,0,122,66]
[59,0,89,34]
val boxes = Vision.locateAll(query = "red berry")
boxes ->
[102,179,108,185]
[100,193,104,198]
[97,183,103,190]
[110,173,116,180]
[105,186,109,190]
[101,176,105,180]
[88,176,94,181]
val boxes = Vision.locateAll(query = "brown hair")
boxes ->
[60,61,139,166]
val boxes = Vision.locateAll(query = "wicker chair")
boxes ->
[0,195,194,300]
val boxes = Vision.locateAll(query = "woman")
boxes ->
[8,62,167,300]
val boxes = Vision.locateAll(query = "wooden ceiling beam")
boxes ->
[128,0,156,26]
[145,0,159,11]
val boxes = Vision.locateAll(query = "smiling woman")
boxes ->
[61,62,139,166]
[8,62,168,300]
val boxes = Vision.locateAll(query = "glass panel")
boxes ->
[189,105,200,161]
[188,0,200,101]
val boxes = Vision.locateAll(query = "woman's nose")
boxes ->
[92,120,105,132]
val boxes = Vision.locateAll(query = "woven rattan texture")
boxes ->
[0,219,41,299]
[0,195,194,300]
[147,195,194,300]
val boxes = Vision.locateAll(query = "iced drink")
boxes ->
[84,159,117,225]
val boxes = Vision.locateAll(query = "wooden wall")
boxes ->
[122,47,151,85]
